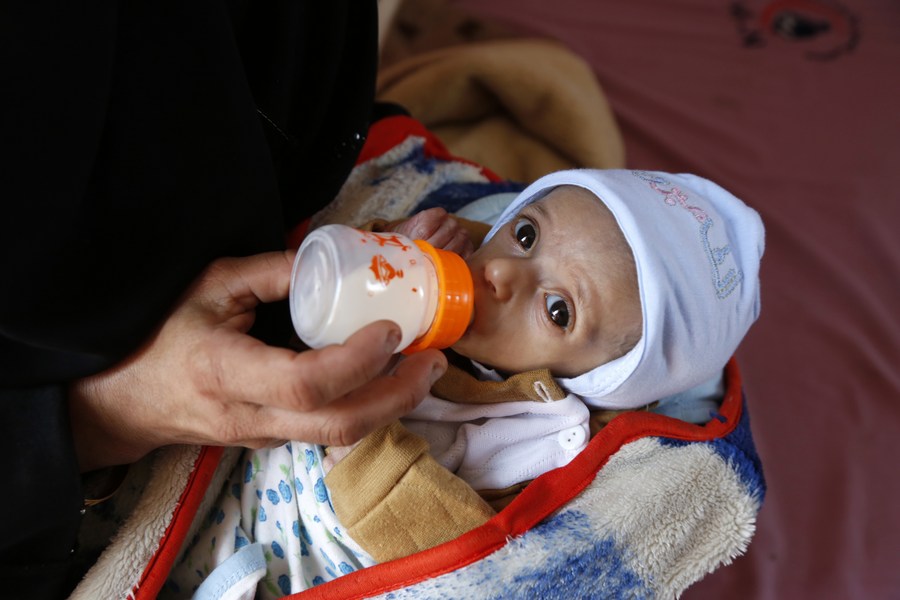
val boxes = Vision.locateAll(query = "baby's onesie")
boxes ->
[326,363,591,561]
[167,443,375,599]
[168,364,591,597]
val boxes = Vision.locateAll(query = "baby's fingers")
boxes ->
[393,207,448,241]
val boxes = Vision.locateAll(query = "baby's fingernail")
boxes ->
[429,362,447,386]
[384,329,402,354]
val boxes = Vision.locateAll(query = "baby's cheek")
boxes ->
[449,331,490,365]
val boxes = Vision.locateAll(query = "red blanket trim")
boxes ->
[356,115,504,182]
[148,114,746,593]
[285,115,503,250]
[138,361,743,598]
[132,446,225,600]
[288,358,745,599]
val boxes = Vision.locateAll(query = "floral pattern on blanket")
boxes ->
[166,443,375,599]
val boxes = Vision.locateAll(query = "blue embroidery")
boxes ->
[320,548,337,579]
[234,526,249,551]
[338,562,355,575]
[279,480,293,503]
[700,219,743,299]
[314,477,335,512]
[632,170,742,299]
[304,448,317,472]
[278,574,292,595]
[299,523,313,545]
[271,540,285,559]
[179,442,376,596]
[631,170,668,185]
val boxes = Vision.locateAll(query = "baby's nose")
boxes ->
[483,257,520,301]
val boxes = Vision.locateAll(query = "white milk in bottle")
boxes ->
[290,225,472,353]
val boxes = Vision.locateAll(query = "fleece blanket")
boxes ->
[376,38,625,183]
[68,116,764,600]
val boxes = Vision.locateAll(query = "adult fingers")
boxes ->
[190,251,296,323]
[244,348,447,446]
[283,320,417,407]
[196,320,406,412]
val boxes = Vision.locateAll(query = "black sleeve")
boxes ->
[0,387,84,598]
[0,0,377,596]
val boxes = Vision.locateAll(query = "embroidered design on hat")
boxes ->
[631,171,743,299]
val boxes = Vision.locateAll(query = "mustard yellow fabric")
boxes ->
[325,365,563,561]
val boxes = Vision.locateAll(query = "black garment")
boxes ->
[0,1,377,597]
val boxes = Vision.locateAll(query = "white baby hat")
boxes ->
[483,169,765,410]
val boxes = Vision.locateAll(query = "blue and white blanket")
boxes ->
[68,116,764,600]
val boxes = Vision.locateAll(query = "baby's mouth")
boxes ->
[466,290,479,329]
[465,278,487,332]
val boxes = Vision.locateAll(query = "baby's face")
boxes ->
[452,186,642,378]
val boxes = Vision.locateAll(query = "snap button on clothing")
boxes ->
[557,426,587,450]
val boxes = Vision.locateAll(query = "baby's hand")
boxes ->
[390,207,474,258]
[322,442,359,473]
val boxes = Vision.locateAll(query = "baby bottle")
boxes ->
[289,224,473,354]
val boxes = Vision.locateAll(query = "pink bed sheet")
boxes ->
[452,1,900,597]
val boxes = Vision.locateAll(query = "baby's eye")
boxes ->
[546,294,570,329]
[514,218,537,250]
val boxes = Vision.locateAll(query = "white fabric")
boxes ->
[193,542,266,600]
[652,372,725,424]
[168,443,375,599]
[361,435,761,600]
[402,390,590,490]
[453,191,521,224]
[69,445,210,600]
[484,169,765,409]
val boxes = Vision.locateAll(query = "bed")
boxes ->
[376,0,900,597]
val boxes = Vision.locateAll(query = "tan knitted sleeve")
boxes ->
[325,422,495,563]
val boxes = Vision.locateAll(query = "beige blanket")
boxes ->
[376,38,625,183]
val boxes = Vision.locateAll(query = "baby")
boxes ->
[168,169,764,599]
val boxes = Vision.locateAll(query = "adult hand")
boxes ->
[390,207,475,258]
[68,251,447,473]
